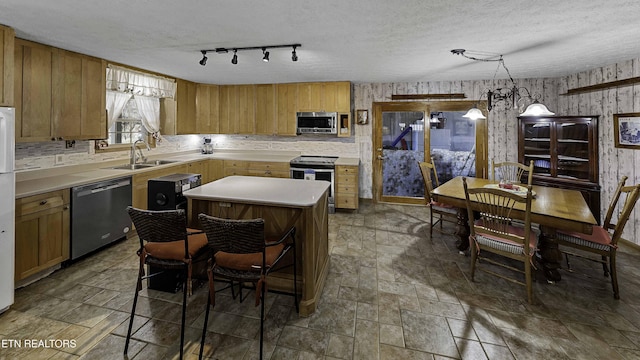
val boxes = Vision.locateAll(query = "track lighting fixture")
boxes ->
[199,51,208,66]
[197,43,301,66]
[451,49,554,117]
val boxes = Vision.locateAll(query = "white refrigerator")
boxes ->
[0,107,15,313]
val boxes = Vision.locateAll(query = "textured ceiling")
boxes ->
[1,0,639,85]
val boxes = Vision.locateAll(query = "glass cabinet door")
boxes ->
[522,122,551,176]
[556,121,590,180]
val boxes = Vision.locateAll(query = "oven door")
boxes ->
[290,168,335,201]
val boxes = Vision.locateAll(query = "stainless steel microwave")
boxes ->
[296,112,337,134]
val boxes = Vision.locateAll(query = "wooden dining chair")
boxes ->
[556,176,640,299]
[419,159,458,238]
[492,159,534,185]
[124,207,209,360]
[197,214,298,360]
[462,177,537,304]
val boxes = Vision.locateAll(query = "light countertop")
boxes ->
[184,175,330,207]
[15,150,358,199]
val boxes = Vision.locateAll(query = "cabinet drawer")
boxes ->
[224,160,249,169]
[336,174,357,186]
[224,168,250,177]
[248,169,290,178]
[336,183,357,194]
[17,190,70,217]
[335,194,358,209]
[336,166,358,176]
[248,161,289,171]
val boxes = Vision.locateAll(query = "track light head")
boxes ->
[199,51,208,66]
[291,46,298,62]
[231,49,238,65]
[262,48,269,62]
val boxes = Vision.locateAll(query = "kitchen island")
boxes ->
[183,175,330,316]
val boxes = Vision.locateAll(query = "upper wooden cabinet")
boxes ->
[219,85,256,135]
[255,84,276,135]
[176,79,197,134]
[14,39,55,142]
[15,39,106,142]
[0,24,14,107]
[276,83,298,136]
[196,84,219,134]
[53,50,106,140]
[296,81,351,113]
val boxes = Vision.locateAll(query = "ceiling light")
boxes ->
[199,51,208,66]
[519,100,555,116]
[451,49,553,116]
[198,43,300,66]
[462,106,486,120]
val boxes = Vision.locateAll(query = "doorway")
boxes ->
[372,101,488,205]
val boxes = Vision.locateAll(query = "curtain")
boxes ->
[105,90,132,128]
[106,65,176,99]
[134,95,161,140]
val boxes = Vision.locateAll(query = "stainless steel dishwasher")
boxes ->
[71,176,132,260]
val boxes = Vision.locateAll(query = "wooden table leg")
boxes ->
[537,225,563,282]
[454,208,470,253]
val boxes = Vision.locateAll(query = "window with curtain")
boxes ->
[107,98,148,146]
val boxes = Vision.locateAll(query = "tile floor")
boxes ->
[3,202,640,359]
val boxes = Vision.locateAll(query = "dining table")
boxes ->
[432,176,598,281]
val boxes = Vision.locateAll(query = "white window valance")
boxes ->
[106,65,176,99]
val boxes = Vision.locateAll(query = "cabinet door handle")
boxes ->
[40,200,48,205]
[63,206,69,210]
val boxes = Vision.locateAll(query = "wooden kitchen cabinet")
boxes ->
[176,79,197,134]
[15,189,70,281]
[335,165,359,210]
[159,97,177,135]
[14,39,55,142]
[276,83,297,136]
[324,81,351,113]
[218,85,255,135]
[208,159,224,182]
[297,82,324,111]
[53,50,107,140]
[188,159,210,183]
[15,39,107,142]
[196,84,219,134]
[255,84,276,135]
[518,115,600,222]
[132,163,188,209]
[0,24,14,107]
[223,160,290,178]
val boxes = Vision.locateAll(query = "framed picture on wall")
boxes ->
[614,113,640,149]
[356,109,368,125]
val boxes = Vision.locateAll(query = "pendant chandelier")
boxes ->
[451,49,554,120]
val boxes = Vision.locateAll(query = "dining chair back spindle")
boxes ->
[492,159,534,185]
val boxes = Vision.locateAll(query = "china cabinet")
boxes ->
[518,115,600,222]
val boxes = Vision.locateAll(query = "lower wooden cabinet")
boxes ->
[15,189,70,281]
[132,164,188,209]
[335,165,359,210]
[223,160,290,178]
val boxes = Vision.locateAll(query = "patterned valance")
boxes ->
[106,65,176,99]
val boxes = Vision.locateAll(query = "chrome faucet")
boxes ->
[131,139,151,165]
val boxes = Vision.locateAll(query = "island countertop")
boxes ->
[183,175,330,207]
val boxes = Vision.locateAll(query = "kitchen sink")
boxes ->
[109,164,156,170]
[143,160,178,166]
[107,159,178,170]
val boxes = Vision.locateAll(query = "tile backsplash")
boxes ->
[15,134,359,171]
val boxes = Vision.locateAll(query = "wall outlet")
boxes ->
[55,154,64,165]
